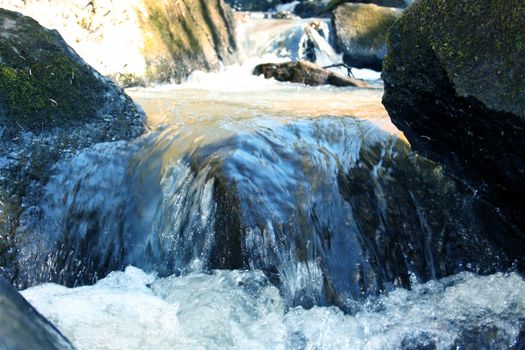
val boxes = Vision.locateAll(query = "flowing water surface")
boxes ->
[19,13,525,350]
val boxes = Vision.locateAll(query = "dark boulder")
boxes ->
[253,60,370,87]
[0,276,75,349]
[382,0,525,269]
[0,9,145,285]
[332,3,401,70]
[293,1,328,18]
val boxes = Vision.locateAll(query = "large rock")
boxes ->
[333,3,400,70]
[0,0,238,86]
[253,60,369,87]
[0,9,145,284]
[0,276,75,349]
[382,0,525,268]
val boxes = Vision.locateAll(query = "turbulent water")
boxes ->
[17,12,525,350]
[22,266,525,350]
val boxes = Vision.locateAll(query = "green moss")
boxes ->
[352,6,397,49]
[0,9,107,130]
[139,0,235,83]
[334,3,399,51]
[385,0,525,118]
[0,54,104,129]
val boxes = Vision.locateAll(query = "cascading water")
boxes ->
[236,14,380,81]
[14,9,525,350]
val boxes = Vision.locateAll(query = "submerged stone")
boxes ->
[21,117,514,312]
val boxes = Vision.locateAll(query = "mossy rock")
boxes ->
[332,3,401,70]
[0,9,110,131]
[0,1,237,87]
[139,0,237,83]
[382,0,525,269]
[0,9,145,285]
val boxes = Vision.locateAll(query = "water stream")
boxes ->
[18,13,525,350]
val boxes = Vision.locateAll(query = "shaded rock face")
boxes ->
[0,276,75,350]
[0,0,238,86]
[253,60,369,87]
[293,1,329,18]
[382,0,525,269]
[333,3,400,70]
[0,9,145,284]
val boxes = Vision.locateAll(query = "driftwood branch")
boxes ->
[322,63,354,78]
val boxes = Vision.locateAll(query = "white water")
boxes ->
[22,267,525,350]
[23,62,525,346]
[235,14,381,81]
[17,9,525,350]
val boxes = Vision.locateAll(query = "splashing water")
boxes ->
[22,267,525,350]
[12,9,525,350]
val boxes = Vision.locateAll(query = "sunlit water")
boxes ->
[17,13,525,350]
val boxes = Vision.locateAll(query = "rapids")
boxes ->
[16,10,525,350]
[22,266,525,350]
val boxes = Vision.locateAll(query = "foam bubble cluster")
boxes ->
[22,267,525,350]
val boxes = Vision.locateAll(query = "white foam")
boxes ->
[22,268,525,350]
[351,68,382,81]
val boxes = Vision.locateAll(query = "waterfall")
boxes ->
[237,16,343,69]
[16,112,513,313]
